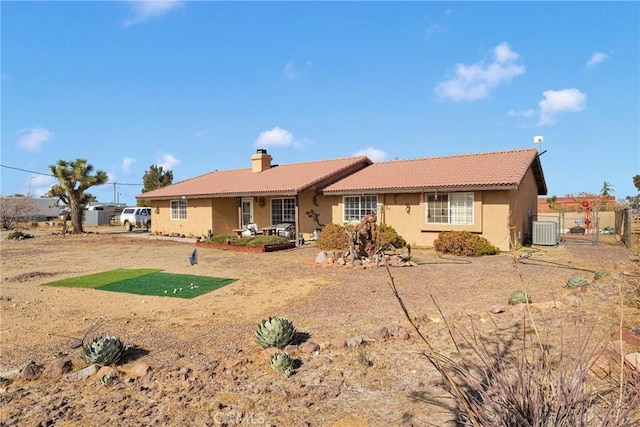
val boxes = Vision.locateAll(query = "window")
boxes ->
[170,200,187,220]
[271,198,296,224]
[343,195,378,222]
[426,192,474,225]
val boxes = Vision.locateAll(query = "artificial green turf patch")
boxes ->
[43,269,162,289]
[43,269,237,299]
[99,272,236,299]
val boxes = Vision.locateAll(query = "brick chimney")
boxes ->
[251,149,272,173]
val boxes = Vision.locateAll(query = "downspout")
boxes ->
[295,195,300,245]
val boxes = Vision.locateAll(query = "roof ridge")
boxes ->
[375,148,537,164]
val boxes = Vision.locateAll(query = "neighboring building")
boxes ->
[537,196,617,232]
[0,196,61,221]
[137,148,547,251]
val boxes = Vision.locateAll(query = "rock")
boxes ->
[353,260,362,266]
[396,328,410,340]
[0,369,21,380]
[20,362,43,381]
[219,357,248,371]
[488,304,505,314]
[371,326,389,340]
[332,338,346,349]
[346,336,363,348]
[625,353,640,371]
[43,359,73,380]
[129,363,151,378]
[65,364,99,381]
[315,251,327,263]
[300,342,319,354]
[96,365,119,379]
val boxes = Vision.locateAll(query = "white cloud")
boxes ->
[282,60,312,80]
[435,42,525,101]
[156,152,180,170]
[586,52,609,67]
[16,127,54,152]
[507,109,536,119]
[123,0,184,27]
[255,127,294,148]
[354,147,388,162]
[538,88,587,126]
[122,157,136,173]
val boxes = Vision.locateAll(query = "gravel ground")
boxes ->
[1,228,639,426]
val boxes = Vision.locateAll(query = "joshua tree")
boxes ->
[49,158,108,233]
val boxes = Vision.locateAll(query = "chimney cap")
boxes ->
[256,148,267,154]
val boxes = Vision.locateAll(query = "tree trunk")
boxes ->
[68,191,83,233]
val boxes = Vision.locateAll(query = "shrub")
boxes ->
[315,223,350,250]
[378,223,406,249]
[433,231,500,256]
[205,234,288,248]
[508,290,531,305]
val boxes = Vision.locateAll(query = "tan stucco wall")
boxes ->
[326,187,532,252]
[508,168,540,248]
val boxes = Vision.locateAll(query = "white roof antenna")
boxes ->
[533,135,543,153]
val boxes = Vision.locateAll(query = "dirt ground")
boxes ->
[1,226,639,426]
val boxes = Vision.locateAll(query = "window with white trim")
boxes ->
[426,192,474,225]
[271,198,296,224]
[343,195,378,222]
[170,199,187,220]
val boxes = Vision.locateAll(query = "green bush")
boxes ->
[315,222,407,251]
[315,223,350,250]
[433,231,499,256]
[205,234,288,248]
[378,223,406,249]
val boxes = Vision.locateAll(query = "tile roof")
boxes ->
[323,148,547,195]
[138,156,372,200]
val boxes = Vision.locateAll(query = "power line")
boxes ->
[0,164,142,185]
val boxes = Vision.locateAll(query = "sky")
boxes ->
[2,1,639,206]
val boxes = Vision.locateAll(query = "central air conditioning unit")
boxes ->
[532,221,558,246]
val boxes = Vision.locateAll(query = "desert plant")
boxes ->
[594,270,609,280]
[315,223,350,250]
[254,316,296,349]
[433,231,500,256]
[357,346,373,368]
[378,223,406,249]
[269,351,293,377]
[566,275,590,288]
[508,290,531,305]
[82,335,126,365]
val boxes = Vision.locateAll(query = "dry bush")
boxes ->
[316,222,407,251]
[434,230,500,256]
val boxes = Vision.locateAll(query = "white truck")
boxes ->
[119,207,152,231]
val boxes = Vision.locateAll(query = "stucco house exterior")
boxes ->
[137,148,547,251]
[138,150,372,240]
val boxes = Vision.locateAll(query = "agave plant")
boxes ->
[593,270,609,280]
[566,275,589,288]
[508,290,531,305]
[270,351,293,378]
[82,335,126,365]
[254,316,296,349]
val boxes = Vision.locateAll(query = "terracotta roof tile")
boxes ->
[323,148,545,194]
[139,156,371,199]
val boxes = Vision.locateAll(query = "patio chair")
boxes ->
[243,223,263,237]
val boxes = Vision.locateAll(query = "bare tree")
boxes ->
[0,195,40,230]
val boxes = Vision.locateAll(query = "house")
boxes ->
[0,196,61,222]
[137,148,547,251]
[322,148,546,251]
[138,149,372,239]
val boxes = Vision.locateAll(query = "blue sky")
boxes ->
[2,1,639,205]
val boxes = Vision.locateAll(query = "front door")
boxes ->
[241,198,253,227]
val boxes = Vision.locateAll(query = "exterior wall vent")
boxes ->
[532,221,558,246]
